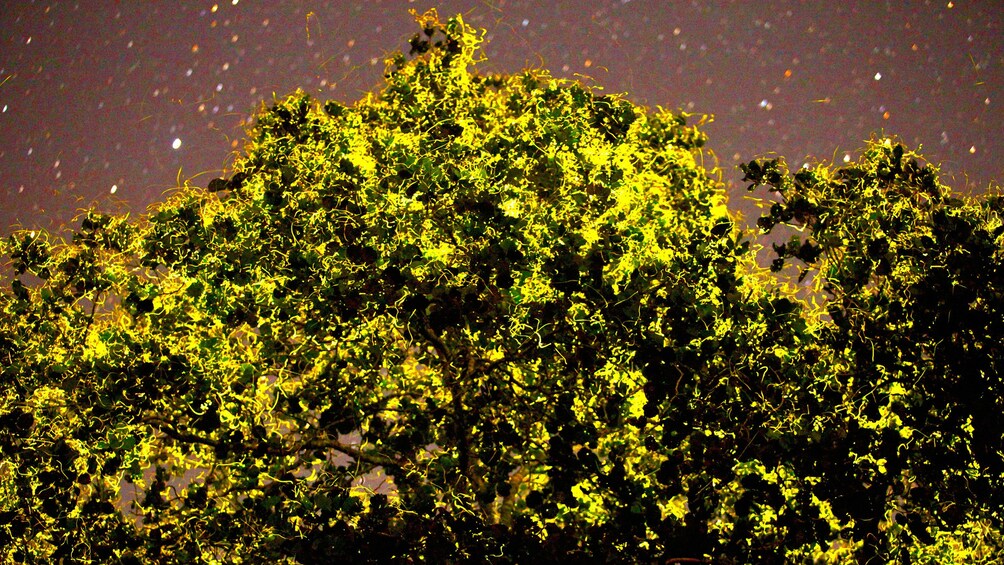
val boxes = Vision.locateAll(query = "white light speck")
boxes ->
[2,105,6,113]
[186,68,193,77]
[127,40,133,48]
[54,160,60,168]
[172,138,182,150]
[26,36,31,44]
[521,19,529,27]
[843,154,851,163]
[27,147,32,156]
[232,0,238,4]
[874,72,882,80]
[18,185,24,194]
[673,27,681,36]
[110,184,118,194]
[969,146,976,154]
[216,83,223,92]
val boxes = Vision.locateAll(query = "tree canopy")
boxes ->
[1,10,1002,563]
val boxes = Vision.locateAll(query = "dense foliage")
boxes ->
[1,10,1001,563]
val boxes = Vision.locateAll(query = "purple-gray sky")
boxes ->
[1,0,1000,236]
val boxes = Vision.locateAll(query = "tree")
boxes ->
[1,9,1001,563]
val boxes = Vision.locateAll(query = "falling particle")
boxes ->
[186,68,193,77]
[584,59,592,67]
[947,1,953,7]
[521,19,529,27]
[26,36,31,44]
[211,4,218,12]
[231,34,239,43]
[54,160,60,168]
[110,184,118,194]
[673,27,681,36]
[911,43,919,51]
[18,185,24,194]
[843,154,851,163]
[969,146,976,154]
[222,62,229,71]
[172,138,182,149]
[985,98,991,105]
[216,83,223,92]
[2,105,6,113]
[232,0,238,4]
[784,69,792,78]
[883,111,890,120]
[874,72,882,80]
[27,148,33,156]
[192,44,199,53]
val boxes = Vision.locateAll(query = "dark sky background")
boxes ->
[1,0,1001,237]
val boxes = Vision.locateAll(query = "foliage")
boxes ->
[1,10,1002,563]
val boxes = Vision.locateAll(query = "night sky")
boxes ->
[1,0,1001,237]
